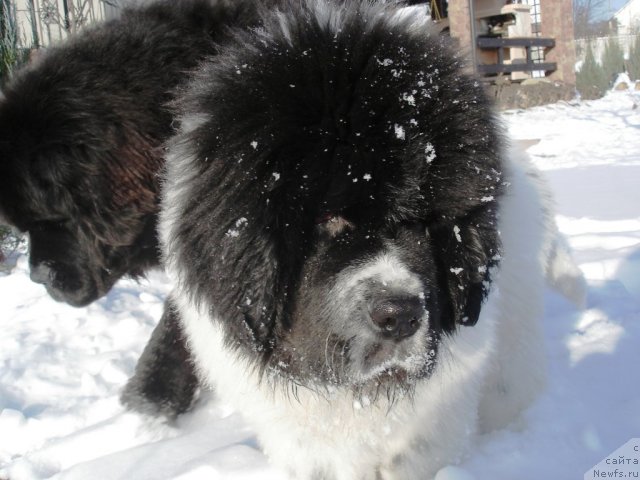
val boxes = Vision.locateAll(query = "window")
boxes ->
[524,0,544,77]
[526,0,542,33]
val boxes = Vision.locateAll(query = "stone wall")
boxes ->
[448,0,473,59]
[485,79,576,110]
[539,0,577,84]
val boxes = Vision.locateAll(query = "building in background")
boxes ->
[614,0,640,35]
[9,0,576,107]
[13,0,576,86]
[441,0,576,85]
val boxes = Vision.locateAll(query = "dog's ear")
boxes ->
[169,151,312,355]
[429,210,500,328]
[221,224,286,351]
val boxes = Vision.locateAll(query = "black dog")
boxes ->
[157,1,555,477]
[0,0,273,416]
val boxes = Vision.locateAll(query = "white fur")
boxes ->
[476,144,548,433]
[524,163,587,309]
[333,250,424,298]
[162,144,552,479]
[160,118,207,281]
[268,0,439,51]
[172,291,496,480]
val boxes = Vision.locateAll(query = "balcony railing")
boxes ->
[476,36,557,76]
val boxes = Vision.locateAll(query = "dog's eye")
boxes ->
[316,214,354,238]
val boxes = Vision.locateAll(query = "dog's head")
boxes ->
[163,1,504,393]
[0,64,163,306]
[0,0,291,307]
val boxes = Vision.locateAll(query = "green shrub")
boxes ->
[576,42,608,100]
[0,225,25,266]
[628,35,640,81]
[0,0,19,82]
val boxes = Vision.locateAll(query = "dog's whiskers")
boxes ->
[339,338,350,382]
[330,337,342,375]
[324,332,333,372]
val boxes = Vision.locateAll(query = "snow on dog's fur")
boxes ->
[161,1,563,478]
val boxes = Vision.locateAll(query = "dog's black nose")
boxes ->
[370,297,423,340]
[30,262,52,285]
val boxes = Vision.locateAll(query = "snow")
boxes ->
[225,218,249,238]
[453,225,462,243]
[2,90,640,479]
[425,142,437,163]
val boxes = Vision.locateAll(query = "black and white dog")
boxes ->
[160,1,567,477]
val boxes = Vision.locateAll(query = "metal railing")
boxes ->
[13,0,121,48]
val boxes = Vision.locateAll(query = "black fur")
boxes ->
[167,0,504,391]
[120,297,199,415]
[0,0,274,417]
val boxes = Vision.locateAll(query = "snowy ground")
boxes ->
[1,89,639,480]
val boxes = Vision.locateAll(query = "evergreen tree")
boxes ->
[576,41,608,99]
[601,37,625,85]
